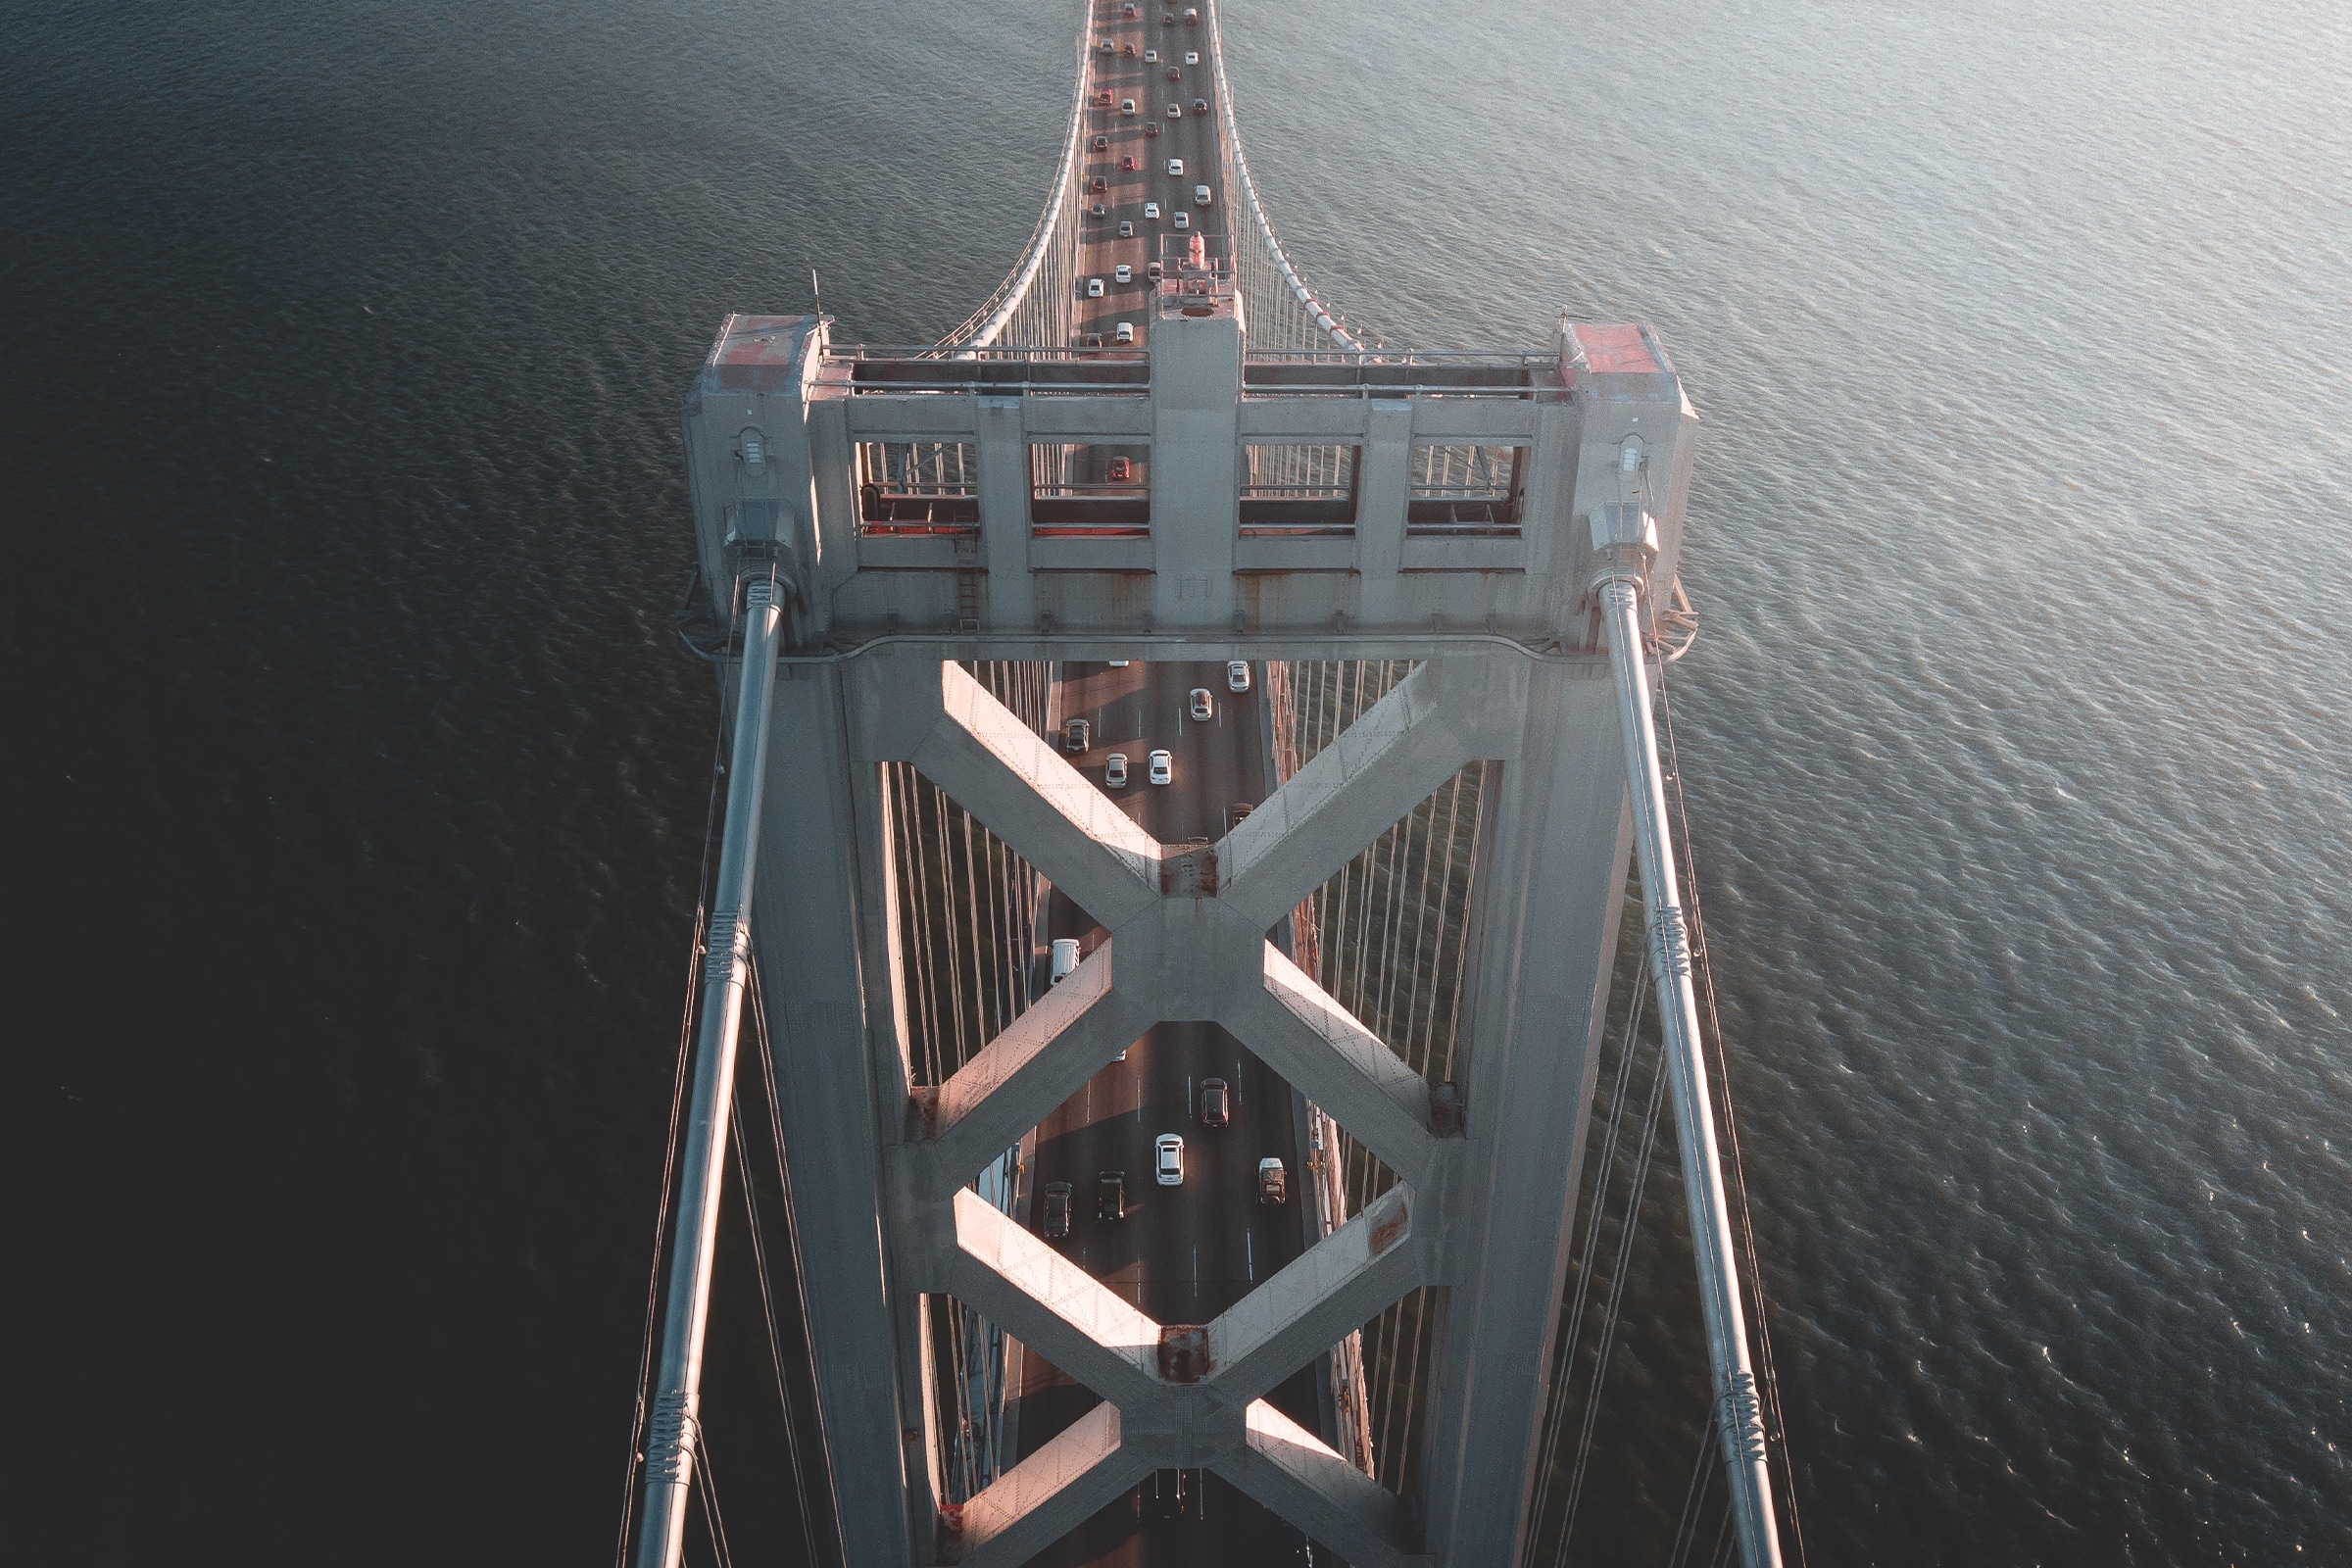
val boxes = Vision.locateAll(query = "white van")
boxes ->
[1051,939,1081,984]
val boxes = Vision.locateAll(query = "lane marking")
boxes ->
[1247,1231,1253,1282]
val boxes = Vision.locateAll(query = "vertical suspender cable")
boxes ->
[633,576,786,1568]
[1591,511,1784,1568]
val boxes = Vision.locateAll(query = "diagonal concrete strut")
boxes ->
[1219,658,1526,928]
[949,1402,1152,1568]
[921,942,1154,1193]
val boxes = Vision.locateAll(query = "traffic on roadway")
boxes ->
[1009,658,1327,1567]
[1072,0,1225,356]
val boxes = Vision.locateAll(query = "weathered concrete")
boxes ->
[1414,662,1637,1566]
[749,664,929,1564]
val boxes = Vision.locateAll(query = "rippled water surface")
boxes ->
[9,1,2349,1563]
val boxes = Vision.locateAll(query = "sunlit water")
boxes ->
[8,0,2348,1563]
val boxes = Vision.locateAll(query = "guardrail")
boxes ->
[937,0,1095,352]
[1202,0,1363,350]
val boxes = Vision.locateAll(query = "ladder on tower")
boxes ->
[954,530,981,633]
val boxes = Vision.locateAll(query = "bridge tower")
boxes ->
[622,4,1784,1566]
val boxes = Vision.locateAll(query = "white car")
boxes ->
[1115,320,1135,344]
[1087,276,1105,298]
[1144,200,1160,220]
[1104,752,1129,788]
[1194,183,1212,207]
[1167,157,1184,177]
[1114,264,1132,283]
[1173,211,1190,229]
[1227,661,1250,693]
[1121,97,1137,116]
[1145,48,1158,63]
[1189,687,1212,721]
[1108,659,1131,666]
[1154,1133,1185,1186]
[1166,102,1182,119]
[1148,749,1173,785]
[1184,50,1200,65]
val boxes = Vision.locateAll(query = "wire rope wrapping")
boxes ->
[938,0,1093,352]
[1656,659,1812,1568]
[633,578,789,1568]
[614,607,741,1568]
[1200,0,1366,351]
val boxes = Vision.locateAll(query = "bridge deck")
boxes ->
[1011,656,1326,1565]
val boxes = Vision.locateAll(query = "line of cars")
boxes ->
[1060,662,1250,793]
[1038,1073,1287,1240]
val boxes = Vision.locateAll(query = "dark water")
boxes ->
[8,0,2348,1564]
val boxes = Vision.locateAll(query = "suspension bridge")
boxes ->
[618,2,1802,1564]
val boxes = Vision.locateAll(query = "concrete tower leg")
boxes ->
[750,662,930,1565]
[1417,664,1635,1564]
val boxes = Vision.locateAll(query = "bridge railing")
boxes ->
[936,0,1094,353]
[1201,0,1366,352]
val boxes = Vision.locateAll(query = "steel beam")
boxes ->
[1596,518,1782,1568]
[633,580,785,1568]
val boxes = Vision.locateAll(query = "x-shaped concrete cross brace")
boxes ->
[935,1185,1431,1568]
[858,655,1527,1564]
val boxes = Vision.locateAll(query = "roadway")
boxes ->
[1073,2,1228,356]
[1010,659,1326,1567]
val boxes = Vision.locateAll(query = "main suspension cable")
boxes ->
[1656,662,1811,1568]
[614,614,738,1568]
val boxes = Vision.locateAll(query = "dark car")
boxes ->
[1098,1170,1126,1222]
[1166,66,1182,81]
[1092,133,1110,151]
[1121,153,1139,171]
[1145,122,1160,138]
[1065,716,1090,754]
[1194,97,1208,116]
[1200,1077,1230,1129]
[1089,174,1107,193]
[1043,1181,1073,1239]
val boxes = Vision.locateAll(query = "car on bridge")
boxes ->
[1167,158,1184,176]
[1104,752,1129,788]
[1166,102,1182,119]
[1144,200,1160,219]
[1092,133,1108,151]
[1116,321,1135,344]
[1065,715,1090,753]
[1087,276,1105,297]
[1115,263,1132,284]
[1121,97,1136,116]
[1172,211,1189,229]
[1258,1157,1288,1205]
[1107,457,1133,481]
[1154,1133,1185,1186]
[1195,183,1213,207]
[1184,50,1200,65]
[1227,660,1250,693]
[1166,66,1182,80]
[1043,1181,1073,1239]
[1145,121,1160,137]
[1184,6,1200,23]
[1189,687,1212,720]
[1149,749,1172,785]
[1122,153,1139,171]
[1194,96,1209,115]
[1098,1170,1126,1221]
[1089,174,1106,193]
[1199,1077,1230,1129]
